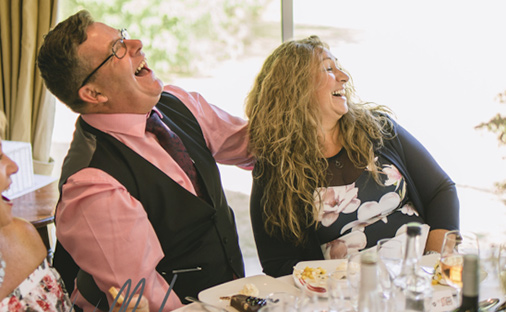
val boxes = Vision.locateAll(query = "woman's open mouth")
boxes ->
[2,195,12,205]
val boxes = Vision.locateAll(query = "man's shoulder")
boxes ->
[162,84,186,94]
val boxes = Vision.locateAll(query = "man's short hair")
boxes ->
[37,10,94,113]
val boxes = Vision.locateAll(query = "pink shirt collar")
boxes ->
[81,108,163,138]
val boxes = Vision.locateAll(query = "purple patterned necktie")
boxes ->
[146,111,203,197]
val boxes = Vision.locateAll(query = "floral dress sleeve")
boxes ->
[0,259,72,312]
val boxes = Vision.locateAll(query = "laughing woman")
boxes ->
[246,36,459,276]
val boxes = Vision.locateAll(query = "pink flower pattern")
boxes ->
[0,259,71,311]
[381,164,402,188]
[318,159,424,259]
[322,230,368,259]
[315,183,361,227]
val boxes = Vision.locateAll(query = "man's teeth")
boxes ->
[135,60,146,74]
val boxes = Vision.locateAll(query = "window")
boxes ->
[291,0,506,244]
[51,0,282,276]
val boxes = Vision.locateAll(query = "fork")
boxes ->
[185,296,229,312]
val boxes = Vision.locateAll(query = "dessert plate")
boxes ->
[199,274,299,311]
[292,259,347,298]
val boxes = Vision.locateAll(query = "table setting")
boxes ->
[175,232,506,312]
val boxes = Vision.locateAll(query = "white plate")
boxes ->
[198,274,299,311]
[420,253,440,268]
[292,259,347,298]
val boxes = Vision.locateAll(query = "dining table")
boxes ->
[11,179,59,260]
[173,253,506,312]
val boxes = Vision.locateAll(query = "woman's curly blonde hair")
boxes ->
[245,36,393,245]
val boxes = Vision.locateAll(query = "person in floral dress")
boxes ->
[0,112,148,312]
[246,36,459,277]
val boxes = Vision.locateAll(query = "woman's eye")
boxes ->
[326,67,333,72]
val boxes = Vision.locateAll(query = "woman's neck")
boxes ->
[321,125,342,158]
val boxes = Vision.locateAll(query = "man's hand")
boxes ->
[109,287,149,312]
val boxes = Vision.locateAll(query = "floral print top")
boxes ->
[315,148,424,259]
[0,259,72,312]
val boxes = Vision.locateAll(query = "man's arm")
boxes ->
[164,85,255,169]
[56,168,183,311]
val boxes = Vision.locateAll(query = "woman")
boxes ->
[246,36,459,277]
[0,113,147,311]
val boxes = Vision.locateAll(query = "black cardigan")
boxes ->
[250,118,459,277]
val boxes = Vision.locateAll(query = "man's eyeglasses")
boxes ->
[79,29,130,88]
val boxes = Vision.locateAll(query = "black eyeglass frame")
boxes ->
[79,29,130,88]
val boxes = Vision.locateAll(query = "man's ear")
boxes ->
[78,85,108,104]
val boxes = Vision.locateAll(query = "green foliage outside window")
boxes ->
[60,0,273,82]
[476,92,506,194]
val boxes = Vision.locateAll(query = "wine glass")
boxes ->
[262,292,300,312]
[346,253,361,310]
[377,238,403,309]
[377,238,404,281]
[498,243,506,299]
[440,230,479,305]
[327,269,353,312]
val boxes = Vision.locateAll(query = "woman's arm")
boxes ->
[250,166,323,277]
[425,229,448,253]
[393,121,459,251]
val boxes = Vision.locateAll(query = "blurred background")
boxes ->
[52,0,506,275]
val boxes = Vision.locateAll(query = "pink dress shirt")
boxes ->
[55,85,255,312]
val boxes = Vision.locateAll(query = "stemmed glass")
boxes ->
[498,243,506,300]
[346,253,361,311]
[327,269,353,312]
[439,230,479,305]
[376,238,404,309]
[262,292,300,312]
[377,238,404,281]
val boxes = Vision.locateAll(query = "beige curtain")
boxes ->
[0,0,58,175]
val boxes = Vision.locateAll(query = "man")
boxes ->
[37,10,254,312]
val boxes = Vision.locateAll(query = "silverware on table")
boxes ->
[185,296,228,312]
[478,297,499,311]
[495,300,506,312]
[421,266,435,275]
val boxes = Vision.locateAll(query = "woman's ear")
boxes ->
[78,85,108,105]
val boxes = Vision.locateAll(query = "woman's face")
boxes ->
[0,141,19,228]
[315,49,350,129]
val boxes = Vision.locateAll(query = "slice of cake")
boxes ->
[230,294,267,312]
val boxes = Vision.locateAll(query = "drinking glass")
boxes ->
[440,230,479,304]
[346,253,361,310]
[263,292,300,312]
[327,269,353,312]
[377,238,403,310]
[300,277,325,312]
[498,243,506,298]
[377,238,404,281]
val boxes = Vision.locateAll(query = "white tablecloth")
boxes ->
[173,256,504,312]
